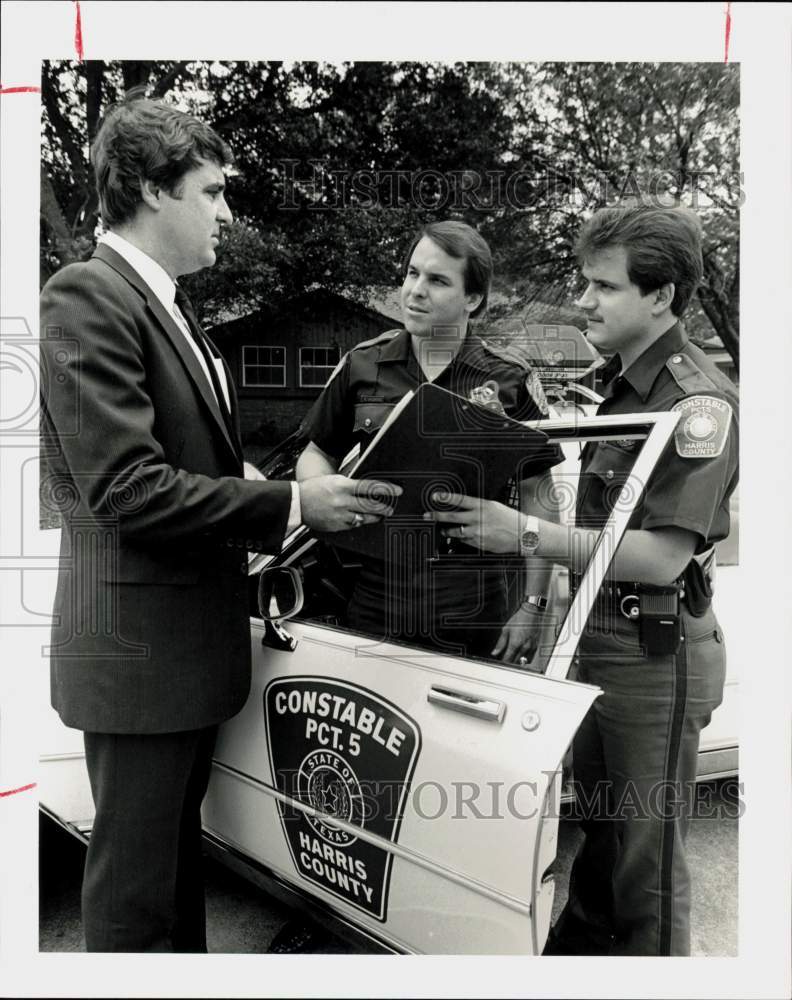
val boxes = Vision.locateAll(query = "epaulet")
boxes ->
[350,328,403,353]
[324,331,402,389]
[665,351,720,395]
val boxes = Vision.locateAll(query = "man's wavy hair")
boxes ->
[574,204,704,317]
[91,88,233,228]
[401,220,493,318]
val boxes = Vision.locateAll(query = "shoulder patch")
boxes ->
[525,368,550,415]
[481,336,530,370]
[350,328,402,353]
[672,395,732,458]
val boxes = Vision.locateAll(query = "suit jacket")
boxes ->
[40,243,292,733]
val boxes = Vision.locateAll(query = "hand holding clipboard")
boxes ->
[329,382,551,560]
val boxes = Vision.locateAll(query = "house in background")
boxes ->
[207,284,595,452]
[208,288,401,449]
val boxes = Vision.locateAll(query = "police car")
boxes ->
[38,328,738,955]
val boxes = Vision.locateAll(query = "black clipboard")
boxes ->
[329,382,551,560]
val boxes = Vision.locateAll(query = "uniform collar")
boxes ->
[378,328,412,362]
[606,322,688,402]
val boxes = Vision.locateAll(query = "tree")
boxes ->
[40,60,740,367]
[500,63,741,365]
[40,60,192,282]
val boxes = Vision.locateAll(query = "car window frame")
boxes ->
[249,409,680,681]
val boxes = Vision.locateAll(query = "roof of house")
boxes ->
[209,287,395,336]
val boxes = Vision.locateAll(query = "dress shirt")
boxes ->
[100,231,230,409]
[98,231,301,531]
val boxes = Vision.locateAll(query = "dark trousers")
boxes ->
[82,726,218,952]
[347,558,508,658]
[551,606,726,956]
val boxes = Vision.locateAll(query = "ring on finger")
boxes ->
[352,512,364,528]
[459,524,466,537]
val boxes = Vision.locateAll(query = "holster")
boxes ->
[683,547,716,617]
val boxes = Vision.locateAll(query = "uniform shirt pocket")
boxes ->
[353,402,397,436]
[588,441,638,483]
[578,441,640,525]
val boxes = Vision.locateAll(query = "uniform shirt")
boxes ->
[576,322,739,554]
[301,326,563,655]
[300,327,563,482]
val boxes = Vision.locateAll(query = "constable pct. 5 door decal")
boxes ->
[264,677,421,921]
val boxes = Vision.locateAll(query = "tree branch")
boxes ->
[41,65,90,194]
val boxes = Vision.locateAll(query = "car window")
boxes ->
[252,409,682,683]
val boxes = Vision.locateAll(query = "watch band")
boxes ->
[522,594,549,611]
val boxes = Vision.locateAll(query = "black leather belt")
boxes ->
[598,581,683,599]
[571,575,683,595]
[571,577,685,620]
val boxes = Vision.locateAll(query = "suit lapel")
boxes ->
[93,244,242,464]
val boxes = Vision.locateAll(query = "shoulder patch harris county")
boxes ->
[672,395,733,458]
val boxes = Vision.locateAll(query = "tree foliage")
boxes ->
[40,60,740,366]
[506,63,740,366]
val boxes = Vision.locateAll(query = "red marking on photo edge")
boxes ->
[74,0,84,60]
[2,1,82,90]
[724,2,732,63]
[0,782,37,798]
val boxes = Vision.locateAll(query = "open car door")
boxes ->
[199,408,679,955]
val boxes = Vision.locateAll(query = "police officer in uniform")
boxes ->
[427,205,738,956]
[295,220,562,662]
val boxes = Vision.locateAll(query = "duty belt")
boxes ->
[571,576,685,621]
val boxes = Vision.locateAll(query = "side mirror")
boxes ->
[257,566,304,622]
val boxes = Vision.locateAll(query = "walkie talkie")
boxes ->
[639,589,682,655]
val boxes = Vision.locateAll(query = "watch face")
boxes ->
[521,529,539,553]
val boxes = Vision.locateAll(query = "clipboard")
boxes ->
[329,382,551,560]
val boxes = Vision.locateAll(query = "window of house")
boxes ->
[242,346,286,387]
[299,346,341,388]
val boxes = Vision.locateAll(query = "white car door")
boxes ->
[202,409,679,955]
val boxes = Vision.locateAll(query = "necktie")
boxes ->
[174,286,233,430]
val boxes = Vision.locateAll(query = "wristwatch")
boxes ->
[519,514,541,556]
[522,594,549,612]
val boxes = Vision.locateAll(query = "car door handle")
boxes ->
[427,686,505,723]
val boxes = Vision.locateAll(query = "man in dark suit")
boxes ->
[39,94,396,952]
